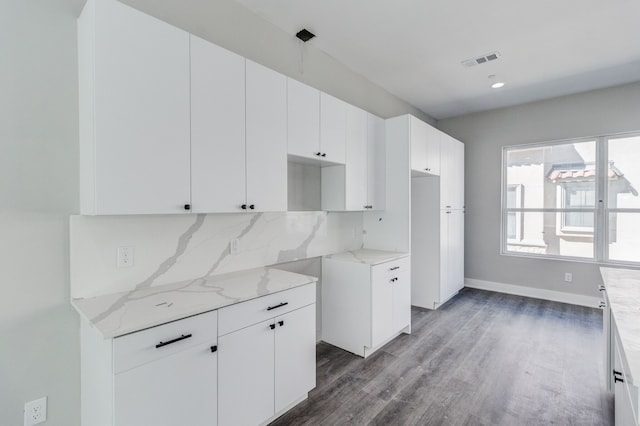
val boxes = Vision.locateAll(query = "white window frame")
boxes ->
[500,132,640,266]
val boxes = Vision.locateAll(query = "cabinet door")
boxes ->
[440,136,454,209]
[371,266,394,348]
[274,305,316,413]
[114,342,217,426]
[367,113,386,210]
[345,104,368,210]
[425,126,441,175]
[450,209,465,294]
[392,271,411,333]
[219,319,275,426]
[320,92,347,164]
[245,60,288,212]
[454,139,465,209]
[287,79,320,161]
[190,35,246,213]
[410,116,428,172]
[92,0,190,214]
[439,209,450,304]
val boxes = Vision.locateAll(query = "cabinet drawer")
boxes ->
[374,256,410,279]
[219,283,316,336]
[114,310,218,374]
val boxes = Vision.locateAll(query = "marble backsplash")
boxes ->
[71,211,363,299]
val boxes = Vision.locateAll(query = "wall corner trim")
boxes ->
[464,278,600,308]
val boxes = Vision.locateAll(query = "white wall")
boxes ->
[439,82,640,299]
[0,0,84,425]
[0,0,431,424]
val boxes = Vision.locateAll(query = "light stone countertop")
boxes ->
[600,267,640,386]
[324,248,410,265]
[72,267,317,339]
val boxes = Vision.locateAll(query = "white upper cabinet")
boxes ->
[409,116,440,176]
[321,109,385,211]
[245,60,288,212]
[320,93,347,164]
[367,113,386,210]
[287,79,321,161]
[440,135,465,210]
[345,105,368,210]
[79,0,191,215]
[190,35,246,213]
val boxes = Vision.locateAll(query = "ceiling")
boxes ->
[233,0,640,120]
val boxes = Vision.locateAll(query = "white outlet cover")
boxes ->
[24,396,47,426]
[117,246,134,268]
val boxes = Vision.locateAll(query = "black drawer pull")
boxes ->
[270,323,276,330]
[613,369,622,376]
[390,277,398,282]
[614,376,624,384]
[278,320,284,327]
[210,345,217,353]
[390,266,400,271]
[599,285,606,292]
[155,333,192,349]
[267,302,289,311]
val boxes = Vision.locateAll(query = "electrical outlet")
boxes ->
[117,246,134,268]
[230,239,240,255]
[24,396,47,426]
[564,272,573,283]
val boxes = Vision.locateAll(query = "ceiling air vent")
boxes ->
[462,51,501,68]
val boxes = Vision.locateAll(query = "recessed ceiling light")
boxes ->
[488,74,505,89]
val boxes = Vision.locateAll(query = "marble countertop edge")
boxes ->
[72,266,318,339]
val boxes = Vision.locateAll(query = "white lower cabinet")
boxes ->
[114,341,217,426]
[322,255,411,358]
[80,310,219,426]
[612,317,639,426]
[218,318,275,426]
[218,285,316,426]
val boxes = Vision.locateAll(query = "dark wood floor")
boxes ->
[270,288,613,426]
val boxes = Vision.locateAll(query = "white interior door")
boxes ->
[190,35,246,213]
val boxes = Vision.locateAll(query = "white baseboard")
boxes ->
[464,278,601,308]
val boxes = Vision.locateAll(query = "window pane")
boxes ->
[506,141,596,209]
[505,211,594,258]
[608,212,640,263]
[608,136,640,209]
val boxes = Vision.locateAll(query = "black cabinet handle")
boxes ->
[316,152,322,156]
[321,153,327,157]
[599,285,606,292]
[599,302,606,308]
[614,376,624,383]
[613,369,622,376]
[210,345,218,353]
[278,320,284,327]
[249,204,255,210]
[267,302,289,311]
[270,323,276,330]
[184,204,191,211]
[155,333,192,349]
[390,266,400,271]
[390,277,398,282]
[241,204,247,210]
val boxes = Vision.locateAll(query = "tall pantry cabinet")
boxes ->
[411,129,465,310]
